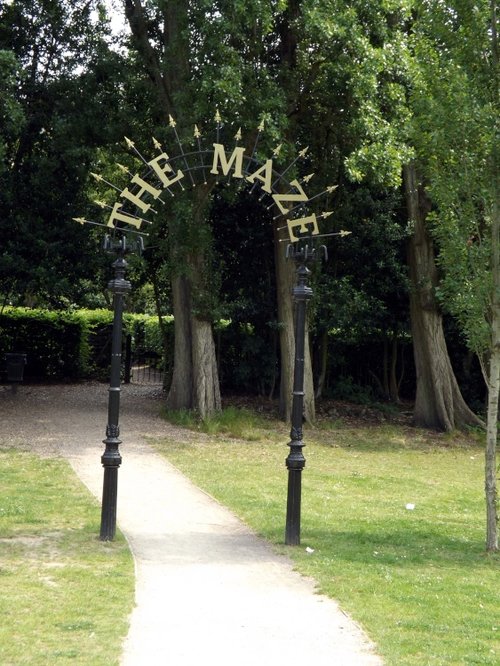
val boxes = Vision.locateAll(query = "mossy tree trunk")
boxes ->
[404,162,482,431]
[126,1,221,417]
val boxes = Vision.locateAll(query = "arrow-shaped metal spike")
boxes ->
[124,136,151,166]
[260,145,311,202]
[125,136,168,194]
[215,109,222,145]
[278,229,350,243]
[213,110,224,182]
[72,217,149,236]
[245,118,265,175]
[306,229,351,239]
[90,172,122,193]
[124,136,173,199]
[116,163,132,176]
[273,184,337,219]
[278,229,351,241]
[271,146,309,187]
[194,125,207,184]
[168,117,194,187]
[94,200,153,224]
[151,137,176,196]
[276,211,333,233]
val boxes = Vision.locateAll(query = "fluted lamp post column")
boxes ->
[284,241,326,546]
[100,235,131,541]
[285,255,312,545]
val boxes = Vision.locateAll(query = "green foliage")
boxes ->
[314,186,410,340]
[128,314,172,355]
[329,376,376,405]
[0,49,24,172]
[218,322,279,396]
[407,0,498,358]
[200,406,266,439]
[0,0,129,308]
[2,0,494,414]
[300,0,415,189]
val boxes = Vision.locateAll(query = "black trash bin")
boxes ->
[5,353,27,383]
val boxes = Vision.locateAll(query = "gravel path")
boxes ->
[0,382,383,665]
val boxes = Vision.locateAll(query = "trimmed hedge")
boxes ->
[0,307,167,382]
[0,307,418,402]
[0,308,91,380]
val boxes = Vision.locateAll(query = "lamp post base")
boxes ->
[100,462,120,541]
[285,465,303,545]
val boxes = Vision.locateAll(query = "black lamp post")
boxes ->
[285,240,326,546]
[99,234,132,541]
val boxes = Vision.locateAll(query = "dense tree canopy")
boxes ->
[0,0,128,307]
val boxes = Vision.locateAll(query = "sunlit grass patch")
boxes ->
[0,450,134,665]
[154,421,499,666]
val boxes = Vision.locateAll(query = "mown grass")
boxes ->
[155,415,499,666]
[0,450,134,665]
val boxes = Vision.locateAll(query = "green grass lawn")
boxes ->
[0,450,134,665]
[154,415,499,666]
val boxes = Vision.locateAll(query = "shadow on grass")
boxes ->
[308,424,485,453]
[303,526,496,568]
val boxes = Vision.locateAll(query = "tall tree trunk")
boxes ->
[404,162,482,431]
[166,185,221,417]
[315,330,328,400]
[389,335,401,403]
[485,336,499,551]
[485,3,499,545]
[166,274,193,410]
[191,317,221,418]
[126,1,221,417]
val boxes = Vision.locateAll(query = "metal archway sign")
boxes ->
[75,111,350,544]
[74,110,348,243]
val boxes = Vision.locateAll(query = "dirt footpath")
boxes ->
[0,382,383,666]
[0,381,190,457]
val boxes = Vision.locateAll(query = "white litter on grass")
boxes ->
[405,503,415,510]
[305,547,315,554]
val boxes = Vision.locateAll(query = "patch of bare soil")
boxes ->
[223,393,415,428]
